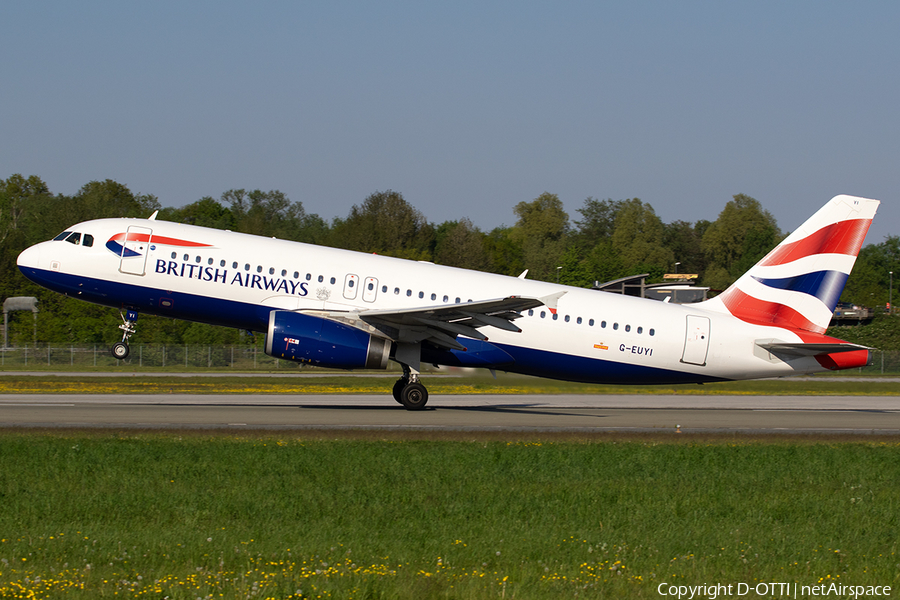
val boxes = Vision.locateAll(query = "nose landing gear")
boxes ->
[111,309,138,360]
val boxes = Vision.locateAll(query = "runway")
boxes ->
[2,394,900,433]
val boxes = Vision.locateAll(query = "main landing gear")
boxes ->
[392,365,429,410]
[111,309,138,360]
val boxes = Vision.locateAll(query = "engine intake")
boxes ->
[265,310,390,370]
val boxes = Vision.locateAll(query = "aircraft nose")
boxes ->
[17,243,45,273]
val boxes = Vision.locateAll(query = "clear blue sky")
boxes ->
[2,1,897,243]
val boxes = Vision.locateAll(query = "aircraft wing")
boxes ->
[300,292,565,351]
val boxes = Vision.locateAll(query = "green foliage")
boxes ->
[828,313,900,351]
[509,192,569,281]
[610,198,674,275]
[328,190,435,260]
[482,225,525,277]
[702,194,782,288]
[433,218,491,271]
[663,219,708,277]
[841,236,899,308]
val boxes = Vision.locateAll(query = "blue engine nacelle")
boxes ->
[264,310,391,370]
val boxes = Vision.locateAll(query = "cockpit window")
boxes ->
[53,231,93,246]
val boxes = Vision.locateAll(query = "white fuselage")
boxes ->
[17,217,832,384]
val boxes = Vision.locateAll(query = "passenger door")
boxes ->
[681,315,710,366]
[118,226,152,276]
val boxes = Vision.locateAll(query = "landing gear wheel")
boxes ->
[111,341,130,360]
[392,377,409,405]
[400,382,428,411]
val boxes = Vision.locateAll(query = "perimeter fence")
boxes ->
[0,344,305,371]
[0,344,898,374]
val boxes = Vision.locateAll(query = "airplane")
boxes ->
[16,194,879,410]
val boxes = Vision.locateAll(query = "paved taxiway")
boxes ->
[1,394,899,433]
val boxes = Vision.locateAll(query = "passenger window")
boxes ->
[318,275,324,283]
[394,288,400,295]
[455,297,460,303]
[601,321,607,328]
[65,232,81,245]
[528,309,534,316]
[306,274,312,280]
[552,314,558,321]
[232,262,238,269]
[293,272,299,279]
[172,252,178,259]
[589,319,594,326]
[82,234,94,247]
[195,256,201,263]
[431,293,436,301]
[407,290,412,297]
[540,311,546,318]
[207,258,213,265]
[613,323,619,330]
[269,267,275,275]
[564,315,570,322]
[382,285,388,293]
[244,264,250,271]
[418,291,424,299]
[281,269,287,276]
[220,260,226,267]
[625,324,631,332]
[637,327,643,334]
[257,266,263,273]
[330,277,336,284]
[184,254,189,261]
[443,295,449,303]
[349,279,355,288]
[649,329,656,336]
[577,317,582,324]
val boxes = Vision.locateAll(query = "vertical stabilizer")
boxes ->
[705,195,879,334]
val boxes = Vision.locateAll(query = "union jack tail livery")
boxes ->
[708,195,879,334]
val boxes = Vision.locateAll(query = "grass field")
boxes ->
[0,431,898,599]
[0,373,898,396]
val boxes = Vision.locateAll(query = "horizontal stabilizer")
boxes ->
[756,341,871,357]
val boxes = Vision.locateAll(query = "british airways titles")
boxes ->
[155,259,310,296]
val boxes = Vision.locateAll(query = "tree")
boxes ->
[573,197,621,247]
[163,196,235,230]
[433,218,490,271]
[841,236,900,307]
[482,226,524,277]
[663,219,709,277]
[219,188,327,243]
[509,192,569,281]
[702,194,781,289]
[610,198,673,276]
[0,174,50,245]
[328,190,434,260]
